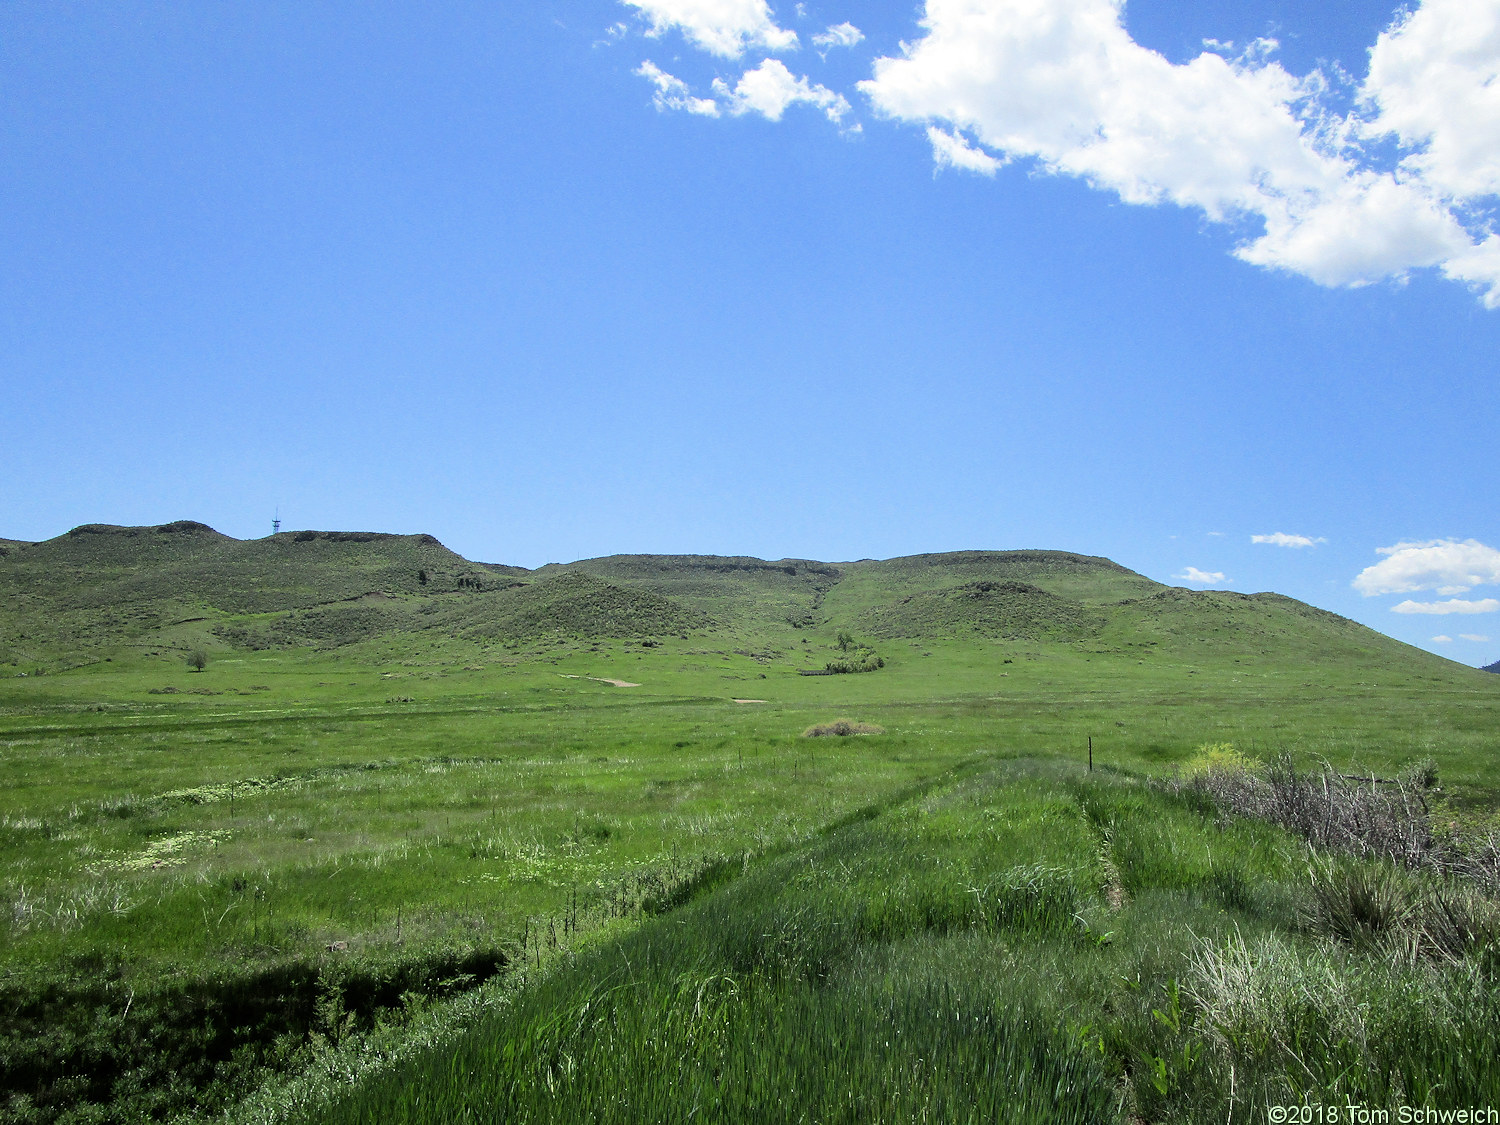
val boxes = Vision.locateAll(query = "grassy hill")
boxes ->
[547,549,1161,635]
[433,571,712,641]
[540,554,841,631]
[0,526,1484,697]
[1,525,1485,702]
[528,547,1471,681]
[859,580,1106,641]
[0,522,500,668]
[826,548,1166,610]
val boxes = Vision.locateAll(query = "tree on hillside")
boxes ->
[186,648,208,672]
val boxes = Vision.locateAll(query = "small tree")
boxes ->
[187,648,208,673]
[836,631,855,652]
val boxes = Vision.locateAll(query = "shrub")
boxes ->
[823,655,884,674]
[802,721,885,738]
[1172,753,1441,871]
[1181,742,1259,778]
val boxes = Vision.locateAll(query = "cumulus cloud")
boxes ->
[1176,567,1227,585]
[1252,532,1326,548]
[609,0,1500,306]
[1391,598,1500,615]
[1444,235,1500,308]
[812,21,864,52]
[928,127,1003,174]
[1433,634,1454,643]
[713,59,851,122]
[851,0,1500,306]
[1354,538,1500,596]
[1359,1,1500,203]
[623,0,797,58]
[1461,633,1492,642]
[636,61,720,115]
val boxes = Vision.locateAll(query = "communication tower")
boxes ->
[272,508,281,536]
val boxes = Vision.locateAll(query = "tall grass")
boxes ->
[308,769,1113,1125]
[299,762,1500,1125]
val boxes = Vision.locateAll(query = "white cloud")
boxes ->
[1460,633,1492,642]
[1354,538,1500,596]
[636,61,720,116]
[623,0,797,58]
[713,59,851,123]
[1359,0,1500,203]
[851,0,1500,306]
[1433,634,1454,643]
[610,0,1500,306]
[1391,598,1500,615]
[1176,567,1228,585]
[928,127,1003,174]
[1442,234,1500,310]
[1252,532,1325,548]
[1234,172,1470,288]
[812,21,864,52]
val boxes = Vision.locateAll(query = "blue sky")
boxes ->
[3,0,1498,665]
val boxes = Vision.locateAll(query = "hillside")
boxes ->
[539,554,840,630]
[0,522,499,666]
[1486,659,1500,674]
[0,522,1483,689]
[859,580,1106,641]
[433,571,712,641]
[832,549,1166,607]
[552,549,1165,633]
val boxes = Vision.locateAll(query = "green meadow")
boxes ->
[2,524,1498,1122]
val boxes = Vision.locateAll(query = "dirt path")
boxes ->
[591,677,640,687]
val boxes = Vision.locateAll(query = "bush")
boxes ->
[823,655,884,674]
[1180,742,1259,778]
[1172,753,1441,871]
[802,721,885,738]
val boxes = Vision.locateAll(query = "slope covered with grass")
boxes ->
[2,523,488,614]
[437,572,712,641]
[0,527,1481,695]
[0,522,499,668]
[860,579,1106,641]
[541,555,840,632]
[1101,588,1467,673]
[821,550,1166,621]
[303,758,1500,1125]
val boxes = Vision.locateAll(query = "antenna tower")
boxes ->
[272,508,281,535]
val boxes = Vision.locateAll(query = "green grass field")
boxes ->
[2,524,1498,1123]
